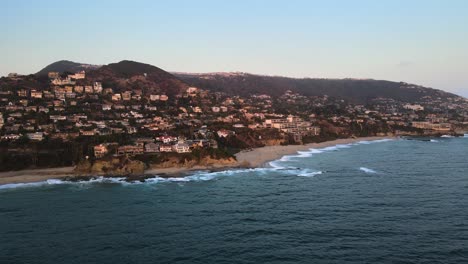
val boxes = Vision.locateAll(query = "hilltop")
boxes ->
[85,60,187,95]
[36,60,101,76]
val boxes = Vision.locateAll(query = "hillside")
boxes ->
[85,60,188,95]
[36,60,101,76]
[176,73,461,104]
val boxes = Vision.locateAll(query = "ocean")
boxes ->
[1,137,467,263]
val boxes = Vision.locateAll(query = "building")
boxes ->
[217,129,234,138]
[74,86,84,93]
[144,143,160,153]
[93,82,103,93]
[26,132,44,141]
[411,121,452,131]
[122,91,132,101]
[404,104,424,111]
[159,144,173,152]
[51,77,75,86]
[17,89,28,97]
[94,144,109,158]
[30,90,43,99]
[117,145,144,156]
[68,71,85,80]
[158,135,178,144]
[187,87,198,94]
[84,86,94,93]
[111,93,121,101]
[173,142,191,153]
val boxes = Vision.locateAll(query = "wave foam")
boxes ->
[267,138,395,168]
[297,171,323,177]
[0,176,130,190]
[359,167,377,174]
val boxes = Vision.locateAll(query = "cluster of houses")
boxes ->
[0,70,467,156]
[94,136,218,158]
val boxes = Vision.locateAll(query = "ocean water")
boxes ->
[1,138,467,263]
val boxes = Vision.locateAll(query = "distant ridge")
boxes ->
[31,60,464,103]
[36,60,101,76]
[176,72,462,104]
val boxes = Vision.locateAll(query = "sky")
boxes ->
[1,0,468,97]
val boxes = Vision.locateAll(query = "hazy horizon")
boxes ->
[2,0,468,97]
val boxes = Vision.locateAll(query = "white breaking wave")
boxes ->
[464,134,468,138]
[441,135,454,138]
[359,167,377,174]
[297,171,323,177]
[268,138,395,168]
[430,139,439,143]
[0,176,129,190]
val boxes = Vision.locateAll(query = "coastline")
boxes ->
[0,136,394,186]
[234,136,394,167]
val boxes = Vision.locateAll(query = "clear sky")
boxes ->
[2,0,468,97]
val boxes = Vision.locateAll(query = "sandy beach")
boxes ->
[235,136,393,167]
[0,136,393,185]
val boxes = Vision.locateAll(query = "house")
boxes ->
[93,82,103,93]
[80,130,96,136]
[150,94,160,101]
[26,132,44,141]
[122,91,132,101]
[74,86,84,93]
[192,106,202,113]
[159,144,173,152]
[102,104,112,111]
[68,71,85,80]
[0,134,21,141]
[217,129,235,138]
[117,145,144,156]
[144,143,160,153]
[94,144,109,158]
[158,135,178,144]
[112,94,122,101]
[17,89,28,97]
[84,86,94,93]
[187,87,198,94]
[173,142,191,153]
[30,90,43,99]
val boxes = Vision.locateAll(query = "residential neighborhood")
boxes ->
[0,64,467,171]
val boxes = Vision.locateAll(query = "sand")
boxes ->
[0,136,394,185]
[235,136,393,167]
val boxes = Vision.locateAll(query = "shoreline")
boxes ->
[234,136,394,167]
[0,136,394,186]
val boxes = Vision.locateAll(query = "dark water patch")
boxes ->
[1,138,468,263]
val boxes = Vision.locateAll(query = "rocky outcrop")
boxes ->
[74,156,146,176]
[151,156,237,169]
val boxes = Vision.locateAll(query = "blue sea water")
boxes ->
[1,138,467,264]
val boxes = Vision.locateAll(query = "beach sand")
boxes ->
[0,136,393,185]
[235,136,393,167]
